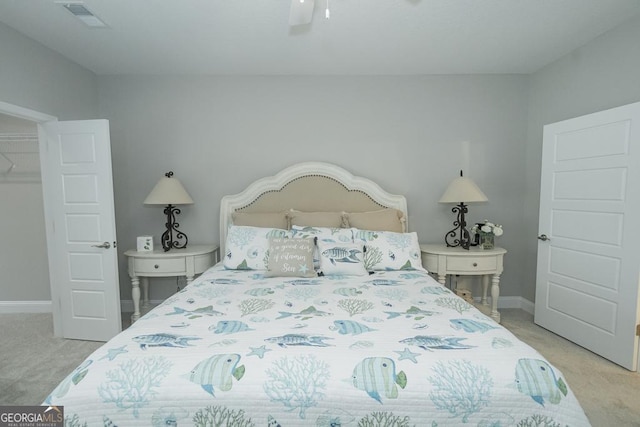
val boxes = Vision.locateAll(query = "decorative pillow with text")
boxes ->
[265,237,316,278]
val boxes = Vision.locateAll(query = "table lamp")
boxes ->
[439,170,488,250]
[144,171,194,251]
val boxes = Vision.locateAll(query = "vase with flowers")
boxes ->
[471,220,504,250]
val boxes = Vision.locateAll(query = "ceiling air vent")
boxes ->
[61,3,107,28]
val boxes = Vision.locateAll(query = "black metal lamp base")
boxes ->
[161,204,188,251]
[444,202,471,250]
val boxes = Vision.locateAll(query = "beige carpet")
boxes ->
[500,309,640,427]
[0,313,102,405]
[1,310,638,426]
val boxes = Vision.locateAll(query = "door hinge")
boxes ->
[637,324,640,336]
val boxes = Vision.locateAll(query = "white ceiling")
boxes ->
[1,0,639,75]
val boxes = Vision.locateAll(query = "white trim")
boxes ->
[518,297,535,315]
[496,296,534,314]
[0,101,57,123]
[0,300,52,313]
[472,296,535,315]
[219,162,408,255]
[497,296,533,312]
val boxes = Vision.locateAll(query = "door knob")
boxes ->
[537,234,550,241]
[92,241,111,249]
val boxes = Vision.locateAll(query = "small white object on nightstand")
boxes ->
[124,244,219,322]
[136,236,154,252]
[420,244,506,323]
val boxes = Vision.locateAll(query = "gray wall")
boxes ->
[3,13,640,308]
[98,75,528,301]
[522,14,640,302]
[0,22,99,302]
[0,22,98,120]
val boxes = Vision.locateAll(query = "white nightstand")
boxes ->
[420,244,506,323]
[124,244,219,322]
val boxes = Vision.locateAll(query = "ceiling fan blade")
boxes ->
[289,0,315,26]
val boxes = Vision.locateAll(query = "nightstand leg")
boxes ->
[490,274,501,323]
[437,274,446,286]
[481,275,489,305]
[186,275,194,284]
[141,277,150,308]
[131,276,141,322]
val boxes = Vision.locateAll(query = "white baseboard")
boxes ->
[470,296,535,315]
[519,297,535,314]
[0,300,52,313]
[497,296,535,314]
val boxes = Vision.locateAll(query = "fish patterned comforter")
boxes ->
[45,265,591,426]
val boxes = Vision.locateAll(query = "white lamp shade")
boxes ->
[143,175,194,205]
[439,175,488,204]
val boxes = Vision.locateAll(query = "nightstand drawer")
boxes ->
[134,257,186,274]
[447,256,497,272]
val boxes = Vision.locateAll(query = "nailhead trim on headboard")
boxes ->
[219,162,408,254]
[237,174,385,211]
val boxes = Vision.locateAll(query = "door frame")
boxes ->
[0,101,61,333]
[0,101,56,123]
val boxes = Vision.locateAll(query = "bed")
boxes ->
[45,162,591,426]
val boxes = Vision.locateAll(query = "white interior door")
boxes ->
[39,119,121,341]
[535,102,640,371]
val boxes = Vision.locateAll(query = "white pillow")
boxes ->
[352,228,425,271]
[317,240,368,276]
[291,225,353,269]
[224,225,289,270]
[291,225,353,241]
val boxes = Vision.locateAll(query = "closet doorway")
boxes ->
[0,113,50,311]
[0,101,121,341]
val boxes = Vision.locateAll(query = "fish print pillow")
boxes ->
[352,228,425,271]
[317,240,368,276]
[265,237,317,278]
[224,225,289,270]
[291,225,354,269]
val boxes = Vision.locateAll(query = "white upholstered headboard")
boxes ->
[219,162,407,254]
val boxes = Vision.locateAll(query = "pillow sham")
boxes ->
[223,225,289,270]
[265,237,316,278]
[232,211,289,230]
[353,228,425,271]
[317,240,368,276]
[288,209,347,228]
[291,225,353,241]
[291,225,354,269]
[346,208,405,233]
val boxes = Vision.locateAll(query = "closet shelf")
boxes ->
[0,133,40,182]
